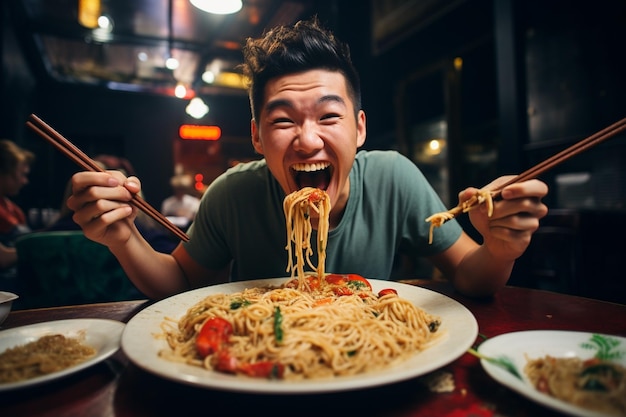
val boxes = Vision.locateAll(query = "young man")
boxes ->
[67,18,548,300]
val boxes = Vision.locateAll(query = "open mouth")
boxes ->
[291,162,332,190]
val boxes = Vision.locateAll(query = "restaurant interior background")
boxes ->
[1,0,625,304]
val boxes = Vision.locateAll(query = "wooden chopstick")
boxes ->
[429,116,626,222]
[492,116,626,197]
[26,114,190,242]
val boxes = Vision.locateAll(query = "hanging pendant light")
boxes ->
[189,0,242,15]
[78,0,101,28]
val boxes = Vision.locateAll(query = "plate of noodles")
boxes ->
[121,277,478,394]
[478,330,626,417]
[0,318,125,391]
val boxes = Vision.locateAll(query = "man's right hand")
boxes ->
[66,170,142,247]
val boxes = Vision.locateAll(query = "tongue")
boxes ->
[298,171,329,190]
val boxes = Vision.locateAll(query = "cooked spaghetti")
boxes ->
[159,187,442,380]
[159,277,442,380]
[425,189,494,244]
[524,355,626,416]
[0,334,96,383]
[283,187,330,289]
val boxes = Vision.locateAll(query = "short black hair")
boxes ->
[241,16,361,122]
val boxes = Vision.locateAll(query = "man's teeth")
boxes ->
[292,162,330,172]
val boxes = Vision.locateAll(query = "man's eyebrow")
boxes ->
[265,98,292,113]
[264,95,347,113]
[319,94,346,106]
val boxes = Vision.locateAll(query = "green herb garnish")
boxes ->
[230,298,251,310]
[273,306,283,344]
[347,280,368,291]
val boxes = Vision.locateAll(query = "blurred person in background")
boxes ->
[0,243,17,269]
[0,139,34,242]
[160,174,200,229]
[0,139,35,289]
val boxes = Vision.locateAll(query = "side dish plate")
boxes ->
[478,330,626,417]
[121,278,478,394]
[0,318,125,391]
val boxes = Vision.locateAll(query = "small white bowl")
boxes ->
[0,291,18,325]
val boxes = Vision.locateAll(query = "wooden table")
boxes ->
[1,280,625,417]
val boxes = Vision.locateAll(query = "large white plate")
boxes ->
[0,318,125,391]
[478,330,626,417]
[122,278,478,394]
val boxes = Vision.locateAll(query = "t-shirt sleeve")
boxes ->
[381,151,462,255]
[180,162,287,278]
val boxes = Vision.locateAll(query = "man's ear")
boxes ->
[250,119,264,154]
[356,109,367,148]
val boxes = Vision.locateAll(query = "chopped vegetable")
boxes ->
[325,273,372,291]
[239,361,285,379]
[273,306,283,343]
[196,317,233,357]
[428,320,441,333]
[378,288,398,297]
[230,298,251,310]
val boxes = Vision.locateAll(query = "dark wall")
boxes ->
[1,0,252,212]
[522,0,626,210]
[23,84,251,212]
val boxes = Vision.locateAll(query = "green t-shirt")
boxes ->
[184,150,462,281]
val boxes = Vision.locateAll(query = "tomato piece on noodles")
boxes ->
[196,317,233,357]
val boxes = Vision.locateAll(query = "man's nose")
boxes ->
[293,122,323,153]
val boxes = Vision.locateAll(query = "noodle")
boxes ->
[0,334,96,383]
[159,281,441,380]
[524,355,626,416]
[425,211,455,245]
[159,187,442,380]
[425,189,494,244]
[283,187,330,289]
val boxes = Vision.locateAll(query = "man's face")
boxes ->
[251,69,366,221]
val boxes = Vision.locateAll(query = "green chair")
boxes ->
[14,231,143,309]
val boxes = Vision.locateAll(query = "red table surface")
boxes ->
[1,280,625,417]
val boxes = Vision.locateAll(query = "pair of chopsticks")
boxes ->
[433,116,626,221]
[26,114,190,242]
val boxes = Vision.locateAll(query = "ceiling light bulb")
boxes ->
[190,0,243,15]
[186,97,209,119]
[97,15,111,30]
[201,70,215,84]
[78,0,101,28]
[166,57,179,70]
[175,84,187,98]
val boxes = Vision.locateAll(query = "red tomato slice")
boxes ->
[238,361,285,379]
[324,273,348,286]
[196,317,233,357]
[212,349,238,373]
[324,274,372,298]
[308,189,325,203]
[284,275,320,291]
[332,286,354,296]
[378,288,398,297]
